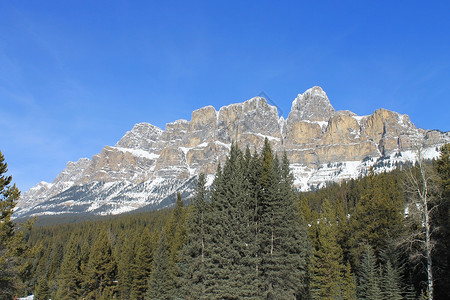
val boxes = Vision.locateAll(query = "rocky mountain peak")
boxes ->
[244,96,279,116]
[15,86,449,219]
[53,158,91,184]
[218,96,276,114]
[216,96,281,144]
[288,86,335,122]
[115,122,163,150]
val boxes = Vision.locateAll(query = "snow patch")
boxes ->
[352,115,368,126]
[196,142,209,148]
[215,141,232,150]
[29,181,53,191]
[300,119,329,130]
[172,119,189,124]
[206,174,215,187]
[179,146,192,155]
[251,132,280,142]
[114,147,160,160]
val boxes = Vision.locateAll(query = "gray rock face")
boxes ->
[15,87,450,218]
[288,86,335,122]
[115,123,162,150]
[53,158,91,184]
[216,97,282,150]
[15,157,91,213]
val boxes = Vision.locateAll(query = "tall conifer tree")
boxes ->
[433,143,450,298]
[357,246,382,300]
[382,260,404,300]
[146,234,175,299]
[167,192,187,269]
[258,142,310,299]
[0,151,34,299]
[310,199,348,300]
[178,173,209,299]
[203,143,259,298]
[348,172,404,266]
[34,275,50,300]
[131,229,157,299]
[342,262,357,300]
[85,230,117,299]
[117,233,135,299]
[56,233,82,299]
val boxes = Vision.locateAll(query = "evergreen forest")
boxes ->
[1,141,449,300]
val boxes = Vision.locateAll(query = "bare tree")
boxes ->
[403,146,440,300]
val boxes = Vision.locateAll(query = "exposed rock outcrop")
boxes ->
[16,87,449,218]
[288,86,335,122]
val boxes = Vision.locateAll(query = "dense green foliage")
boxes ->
[8,143,450,299]
[310,199,350,300]
[433,144,450,298]
[0,151,34,299]
[184,142,310,299]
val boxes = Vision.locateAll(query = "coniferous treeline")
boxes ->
[178,141,310,299]
[299,144,450,300]
[0,151,35,299]
[6,142,450,299]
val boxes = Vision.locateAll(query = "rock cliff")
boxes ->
[15,86,449,218]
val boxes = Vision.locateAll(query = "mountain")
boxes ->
[14,86,450,218]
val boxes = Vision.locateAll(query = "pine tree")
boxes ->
[47,242,64,293]
[56,233,82,299]
[178,173,209,299]
[310,199,347,300]
[79,235,92,297]
[357,245,382,300]
[33,276,50,300]
[0,151,32,299]
[258,145,310,299]
[85,229,117,299]
[436,144,450,196]
[131,229,157,299]
[146,233,175,299]
[34,275,50,300]
[378,245,410,300]
[348,172,405,266]
[404,282,418,300]
[203,143,259,299]
[298,193,314,226]
[117,233,135,299]
[433,143,450,298]
[382,260,404,300]
[342,262,357,300]
[193,142,310,299]
[165,192,186,269]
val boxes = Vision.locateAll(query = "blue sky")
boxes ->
[1,0,449,192]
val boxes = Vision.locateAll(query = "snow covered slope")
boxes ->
[15,86,450,218]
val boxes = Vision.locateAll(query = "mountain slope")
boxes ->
[15,86,449,218]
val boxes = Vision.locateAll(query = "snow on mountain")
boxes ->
[15,87,450,219]
[288,86,335,122]
[115,122,163,149]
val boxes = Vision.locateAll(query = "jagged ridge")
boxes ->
[15,87,450,218]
